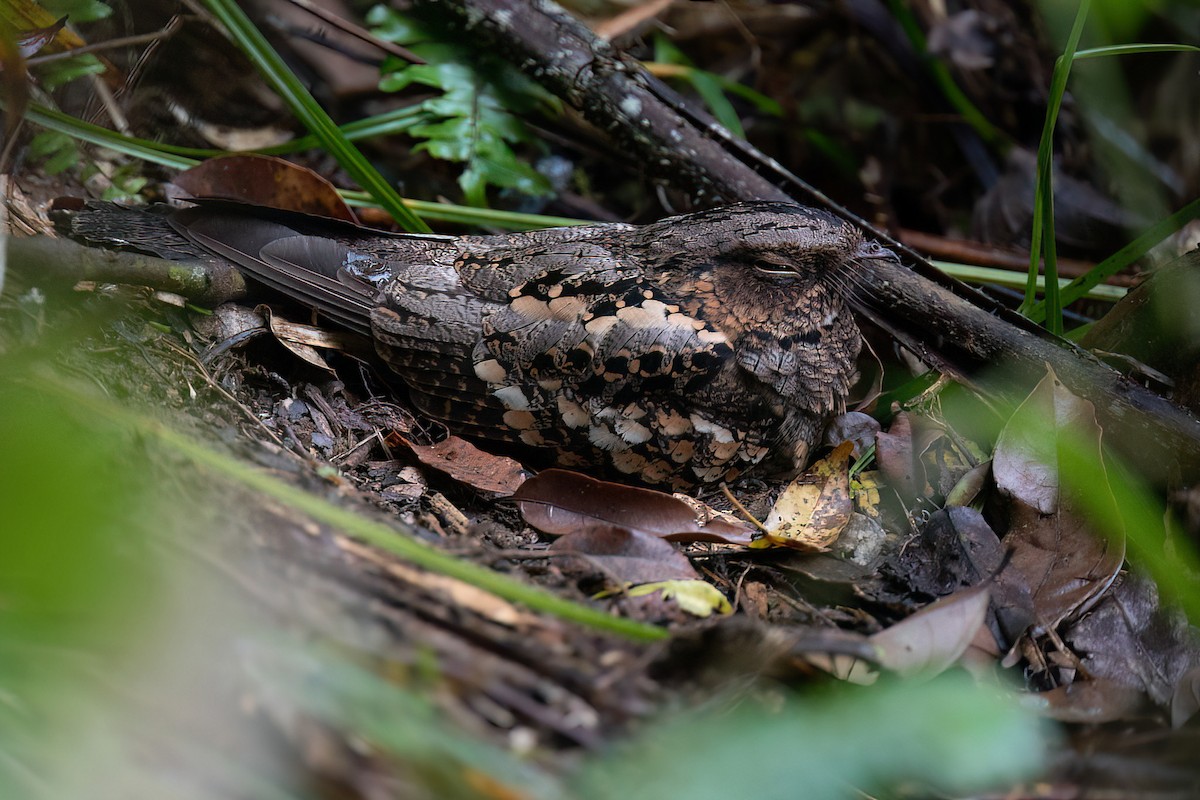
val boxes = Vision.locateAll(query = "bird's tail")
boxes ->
[62,201,448,337]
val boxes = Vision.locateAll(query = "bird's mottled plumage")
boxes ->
[66,201,891,488]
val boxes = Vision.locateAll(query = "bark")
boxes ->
[6,234,247,305]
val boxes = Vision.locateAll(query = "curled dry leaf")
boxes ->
[513,469,755,544]
[256,305,374,373]
[14,16,66,58]
[551,525,698,585]
[762,441,854,551]
[258,305,336,374]
[875,411,916,496]
[399,434,527,497]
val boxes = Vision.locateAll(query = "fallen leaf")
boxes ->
[172,154,358,221]
[851,470,883,517]
[1030,679,1149,724]
[259,304,335,373]
[551,525,698,585]
[993,366,1107,514]
[870,586,992,678]
[995,370,1125,633]
[824,411,880,458]
[875,411,917,496]
[894,505,1004,597]
[627,580,732,618]
[1065,572,1200,715]
[514,469,755,544]
[14,15,65,58]
[762,441,854,551]
[1003,499,1124,634]
[402,434,527,497]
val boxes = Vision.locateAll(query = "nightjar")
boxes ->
[66,201,894,488]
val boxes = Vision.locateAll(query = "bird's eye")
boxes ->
[752,259,795,276]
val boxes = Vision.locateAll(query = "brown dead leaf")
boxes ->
[259,305,335,374]
[14,15,64,57]
[1003,499,1124,634]
[513,469,755,544]
[762,441,854,551]
[172,155,358,221]
[0,3,85,49]
[870,586,992,678]
[994,367,1105,514]
[825,411,881,458]
[995,369,1125,632]
[402,434,527,497]
[1065,572,1200,716]
[551,525,697,585]
[875,411,916,496]
[1032,679,1149,724]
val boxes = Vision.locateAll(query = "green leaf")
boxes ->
[40,0,110,23]
[370,7,553,206]
[31,53,105,90]
[28,130,77,174]
[652,34,744,137]
[364,4,426,46]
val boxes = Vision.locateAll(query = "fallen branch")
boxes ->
[6,234,246,305]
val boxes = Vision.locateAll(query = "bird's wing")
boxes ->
[462,246,750,483]
[169,207,379,335]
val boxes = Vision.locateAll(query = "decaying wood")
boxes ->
[6,234,246,305]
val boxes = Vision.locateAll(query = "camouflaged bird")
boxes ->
[66,201,893,489]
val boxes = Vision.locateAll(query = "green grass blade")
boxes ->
[23,104,202,169]
[1023,0,1092,334]
[1025,197,1200,323]
[23,102,430,163]
[341,190,586,229]
[201,0,431,233]
[1073,43,1200,60]
[933,261,1126,303]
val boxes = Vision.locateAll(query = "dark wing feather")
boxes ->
[169,208,376,335]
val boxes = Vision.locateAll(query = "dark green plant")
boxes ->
[367,5,556,207]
